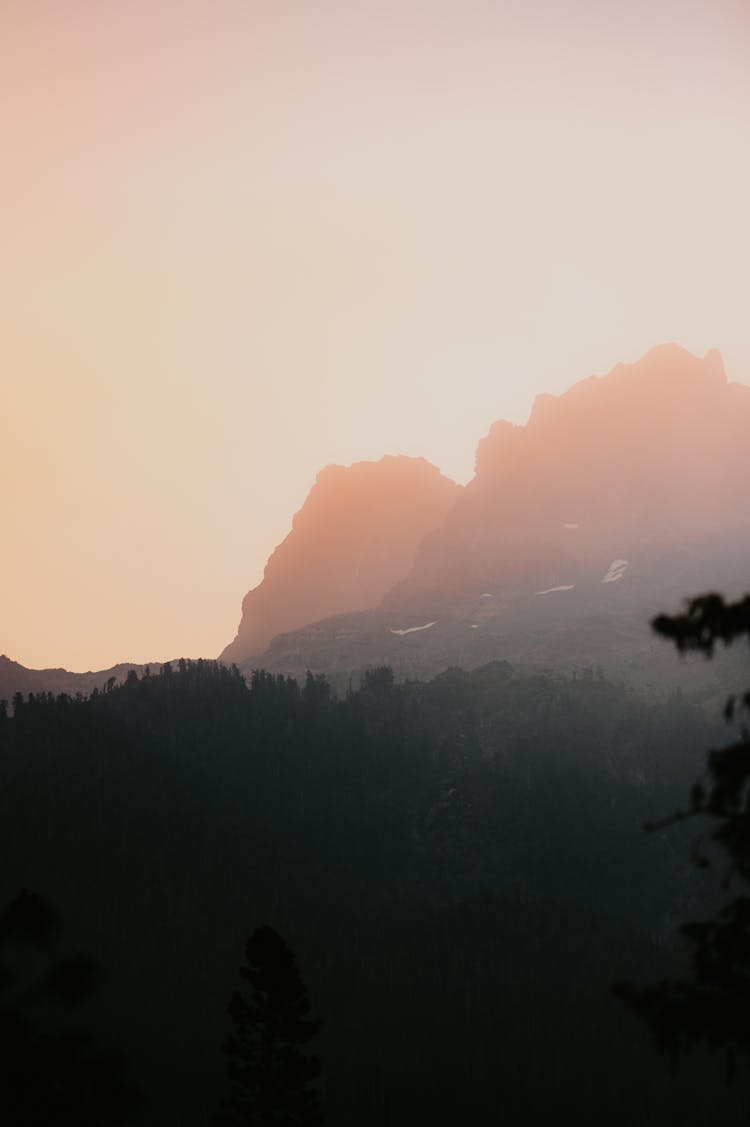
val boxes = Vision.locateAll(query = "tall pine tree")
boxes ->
[216,926,322,1126]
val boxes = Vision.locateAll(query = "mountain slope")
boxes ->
[220,455,460,665]
[6,344,746,702]
[385,344,748,613]
[243,345,750,690]
[0,654,156,704]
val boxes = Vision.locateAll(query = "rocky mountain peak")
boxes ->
[384,344,748,614]
[220,455,460,665]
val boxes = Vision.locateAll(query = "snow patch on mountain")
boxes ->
[389,621,437,636]
[535,585,575,595]
[602,560,629,583]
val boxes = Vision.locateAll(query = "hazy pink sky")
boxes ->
[2,0,749,671]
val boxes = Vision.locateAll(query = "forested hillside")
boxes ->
[1,661,746,1125]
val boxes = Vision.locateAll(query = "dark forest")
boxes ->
[2,647,748,1124]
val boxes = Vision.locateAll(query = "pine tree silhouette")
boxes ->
[616,593,750,1073]
[216,926,322,1126]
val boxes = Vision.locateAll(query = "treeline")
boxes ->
[0,660,745,1124]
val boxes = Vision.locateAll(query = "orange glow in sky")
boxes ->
[2,0,749,670]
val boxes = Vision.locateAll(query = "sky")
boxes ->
[1,0,749,671]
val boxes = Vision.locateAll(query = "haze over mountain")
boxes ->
[3,344,748,704]
[221,456,460,666]
[5,0,749,677]
[385,343,748,612]
[233,344,750,690]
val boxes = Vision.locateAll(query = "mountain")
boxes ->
[5,344,747,705]
[0,655,148,704]
[237,345,750,693]
[220,455,460,665]
[385,343,747,611]
[1,457,458,703]
[0,655,180,707]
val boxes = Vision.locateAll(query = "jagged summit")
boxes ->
[485,345,726,458]
[475,345,727,477]
[234,343,749,688]
[387,344,747,613]
[221,344,749,671]
[220,455,460,665]
[5,344,746,704]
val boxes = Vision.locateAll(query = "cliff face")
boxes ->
[7,345,745,700]
[223,343,750,682]
[383,344,750,615]
[220,456,461,665]
[244,344,749,691]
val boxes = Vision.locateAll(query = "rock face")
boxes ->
[384,344,750,616]
[220,456,461,665]
[7,345,746,700]
[239,345,750,692]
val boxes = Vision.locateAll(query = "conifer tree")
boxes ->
[216,926,322,1126]
[617,593,750,1071]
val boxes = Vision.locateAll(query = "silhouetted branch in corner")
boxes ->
[615,592,750,1075]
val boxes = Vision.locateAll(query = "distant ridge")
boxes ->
[0,654,149,704]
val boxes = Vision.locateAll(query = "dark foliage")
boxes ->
[652,593,750,658]
[616,592,750,1072]
[1,658,747,1124]
[216,926,321,1126]
[0,890,140,1125]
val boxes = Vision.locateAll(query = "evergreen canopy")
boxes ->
[216,926,322,1127]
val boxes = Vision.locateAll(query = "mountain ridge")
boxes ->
[220,454,461,665]
[227,343,749,691]
[3,344,748,703]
